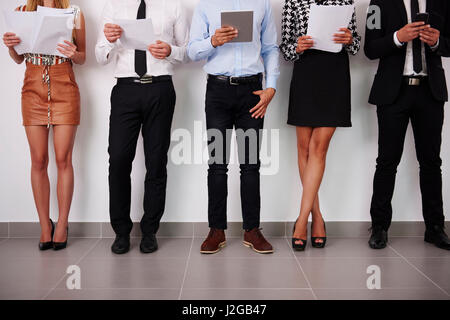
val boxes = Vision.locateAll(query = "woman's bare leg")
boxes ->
[53,125,77,242]
[294,127,336,244]
[25,126,51,242]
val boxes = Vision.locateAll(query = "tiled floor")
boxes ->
[0,236,449,300]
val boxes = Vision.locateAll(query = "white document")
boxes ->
[2,9,74,57]
[114,18,155,51]
[306,4,354,53]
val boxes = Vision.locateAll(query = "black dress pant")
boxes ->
[370,80,445,230]
[205,78,264,230]
[109,80,176,236]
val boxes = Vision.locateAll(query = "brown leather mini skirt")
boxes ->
[21,62,80,126]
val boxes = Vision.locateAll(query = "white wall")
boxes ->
[0,0,448,223]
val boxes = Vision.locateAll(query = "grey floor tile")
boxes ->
[85,238,192,259]
[184,258,308,289]
[0,238,8,246]
[46,288,179,300]
[292,238,399,258]
[0,238,98,262]
[56,258,187,289]
[0,258,70,291]
[190,238,292,259]
[314,288,449,300]
[180,288,315,300]
[389,237,450,258]
[0,223,8,238]
[299,257,436,289]
[68,223,101,238]
[0,289,50,300]
[407,257,450,289]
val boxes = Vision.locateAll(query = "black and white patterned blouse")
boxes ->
[280,0,361,61]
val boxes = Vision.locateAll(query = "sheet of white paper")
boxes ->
[2,11,37,55]
[306,4,354,53]
[33,15,74,57]
[115,18,155,51]
[37,5,75,16]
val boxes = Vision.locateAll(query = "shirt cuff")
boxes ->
[430,38,440,51]
[393,31,404,48]
[265,76,278,91]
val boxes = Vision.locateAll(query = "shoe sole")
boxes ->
[140,247,158,254]
[243,241,274,254]
[200,241,226,254]
[111,247,130,255]
[369,243,387,250]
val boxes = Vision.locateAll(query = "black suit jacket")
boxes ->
[365,0,450,106]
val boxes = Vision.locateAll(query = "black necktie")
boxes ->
[411,0,423,73]
[135,0,147,78]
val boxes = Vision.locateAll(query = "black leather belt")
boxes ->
[208,73,263,86]
[117,75,172,85]
[404,76,427,86]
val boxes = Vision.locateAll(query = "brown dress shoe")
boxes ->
[243,228,274,254]
[200,228,226,254]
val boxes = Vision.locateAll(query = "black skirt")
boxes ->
[287,49,352,127]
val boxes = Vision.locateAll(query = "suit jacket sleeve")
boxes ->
[364,0,402,60]
[436,2,450,57]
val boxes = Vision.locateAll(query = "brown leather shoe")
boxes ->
[200,228,226,254]
[243,228,274,254]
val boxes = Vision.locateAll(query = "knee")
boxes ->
[375,156,401,174]
[418,156,442,174]
[109,153,133,173]
[31,154,49,171]
[55,154,72,171]
[208,163,228,175]
[309,140,329,160]
[240,163,260,174]
[298,141,309,159]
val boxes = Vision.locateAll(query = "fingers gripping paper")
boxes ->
[306,4,354,53]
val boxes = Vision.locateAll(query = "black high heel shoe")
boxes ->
[292,219,307,251]
[311,220,327,249]
[39,219,55,251]
[53,225,69,251]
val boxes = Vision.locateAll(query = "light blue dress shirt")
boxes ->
[188,0,280,90]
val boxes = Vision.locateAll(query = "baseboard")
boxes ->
[1,221,449,238]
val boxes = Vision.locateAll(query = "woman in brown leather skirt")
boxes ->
[2,0,86,250]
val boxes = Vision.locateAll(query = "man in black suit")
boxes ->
[365,0,450,250]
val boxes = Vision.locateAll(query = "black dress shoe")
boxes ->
[39,219,55,251]
[425,225,450,250]
[53,226,69,251]
[369,226,388,249]
[111,235,130,254]
[140,234,158,254]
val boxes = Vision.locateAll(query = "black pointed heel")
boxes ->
[292,219,307,251]
[311,221,327,249]
[39,219,55,251]
[53,225,69,251]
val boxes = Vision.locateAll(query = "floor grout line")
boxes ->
[284,237,318,300]
[177,225,195,300]
[40,238,101,300]
[388,244,450,297]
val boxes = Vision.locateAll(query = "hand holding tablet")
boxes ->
[218,10,254,45]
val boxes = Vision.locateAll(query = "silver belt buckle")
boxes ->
[229,77,239,86]
[139,76,153,84]
[408,78,420,86]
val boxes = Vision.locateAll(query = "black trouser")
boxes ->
[206,78,264,230]
[108,80,176,236]
[370,80,445,230]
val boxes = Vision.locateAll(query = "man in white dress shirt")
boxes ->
[95,0,189,255]
[365,0,450,250]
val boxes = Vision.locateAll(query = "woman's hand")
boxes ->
[3,32,21,49]
[296,36,314,53]
[57,40,78,59]
[334,28,353,45]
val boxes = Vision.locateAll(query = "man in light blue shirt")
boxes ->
[188,0,280,255]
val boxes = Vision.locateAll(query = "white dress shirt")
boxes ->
[95,0,189,78]
[393,0,439,76]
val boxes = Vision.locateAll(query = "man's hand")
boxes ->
[211,26,238,47]
[104,23,122,43]
[57,40,78,59]
[296,36,314,53]
[148,40,172,59]
[3,32,20,49]
[420,27,440,47]
[397,21,429,43]
[334,28,353,45]
[250,88,276,119]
